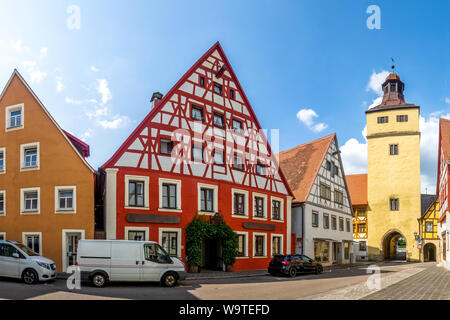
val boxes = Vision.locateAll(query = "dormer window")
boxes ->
[230,89,235,100]
[213,113,224,128]
[191,105,203,121]
[232,119,243,133]
[213,82,223,96]
[256,162,266,175]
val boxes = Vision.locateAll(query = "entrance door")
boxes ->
[66,233,81,269]
[204,239,222,270]
[443,233,447,261]
[333,243,341,264]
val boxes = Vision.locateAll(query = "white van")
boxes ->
[77,240,186,287]
[0,240,56,284]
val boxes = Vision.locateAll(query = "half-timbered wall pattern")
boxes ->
[307,139,352,215]
[113,49,288,196]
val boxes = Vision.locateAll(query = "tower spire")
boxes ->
[391,58,395,74]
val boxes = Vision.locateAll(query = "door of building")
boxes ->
[66,233,81,270]
[333,242,341,264]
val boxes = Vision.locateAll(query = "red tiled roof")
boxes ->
[278,134,335,203]
[439,118,450,161]
[346,174,368,206]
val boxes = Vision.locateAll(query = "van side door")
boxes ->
[0,244,21,278]
[110,242,142,282]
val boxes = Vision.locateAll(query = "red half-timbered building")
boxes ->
[437,118,450,269]
[101,42,294,271]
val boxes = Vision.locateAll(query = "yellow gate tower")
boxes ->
[366,72,421,261]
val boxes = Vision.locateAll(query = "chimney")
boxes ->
[151,92,163,110]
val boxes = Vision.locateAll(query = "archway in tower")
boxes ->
[382,230,407,260]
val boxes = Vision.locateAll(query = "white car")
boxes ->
[0,240,56,284]
[77,240,187,287]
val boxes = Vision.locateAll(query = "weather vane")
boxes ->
[391,58,395,73]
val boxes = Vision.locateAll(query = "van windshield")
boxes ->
[144,244,171,264]
[15,243,40,256]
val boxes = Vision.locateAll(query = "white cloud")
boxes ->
[22,61,47,83]
[65,97,98,105]
[296,108,328,133]
[368,96,383,110]
[96,79,112,105]
[98,115,130,129]
[40,48,48,59]
[90,65,99,72]
[367,70,389,96]
[13,40,30,54]
[340,128,368,175]
[80,129,93,142]
[445,97,450,105]
[56,79,64,92]
[86,106,108,119]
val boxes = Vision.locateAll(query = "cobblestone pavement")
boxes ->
[363,265,450,300]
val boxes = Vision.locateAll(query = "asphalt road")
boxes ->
[0,262,437,300]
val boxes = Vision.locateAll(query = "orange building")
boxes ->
[346,174,368,261]
[0,70,95,272]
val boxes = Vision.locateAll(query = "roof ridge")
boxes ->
[279,133,336,156]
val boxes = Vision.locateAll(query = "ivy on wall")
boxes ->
[185,215,238,267]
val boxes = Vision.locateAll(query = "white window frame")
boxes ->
[235,231,249,258]
[22,232,42,255]
[124,175,150,210]
[159,227,182,258]
[125,227,150,241]
[0,232,5,240]
[20,187,40,215]
[270,196,284,222]
[197,183,218,216]
[5,103,24,132]
[0,190,6,216]
[54,186,77,214]
[20,142,40,171]
[231,189,249,218]
[253,192,268,221]
[271,233,284,257]
[0,147,5,174]
[158,178,182,212]
[253,232,267,258]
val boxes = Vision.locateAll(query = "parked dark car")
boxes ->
[268,254,323,277]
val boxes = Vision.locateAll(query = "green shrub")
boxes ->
[185,215,238,267]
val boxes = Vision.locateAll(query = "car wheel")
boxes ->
[315,266,323,274]
[91,273,107,288]
[288,267,297,278]
[161,272,178,287]
[22,269,38,285]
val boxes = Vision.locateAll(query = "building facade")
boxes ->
[100,42,294,271]
[0,70,95,272]
[366,72,421,261]
[279,134,354,267]
[418,195,440,263]
[346,174,368,261]
[437,119,450,269]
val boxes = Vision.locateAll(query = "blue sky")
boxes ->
[0,0,449,193]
